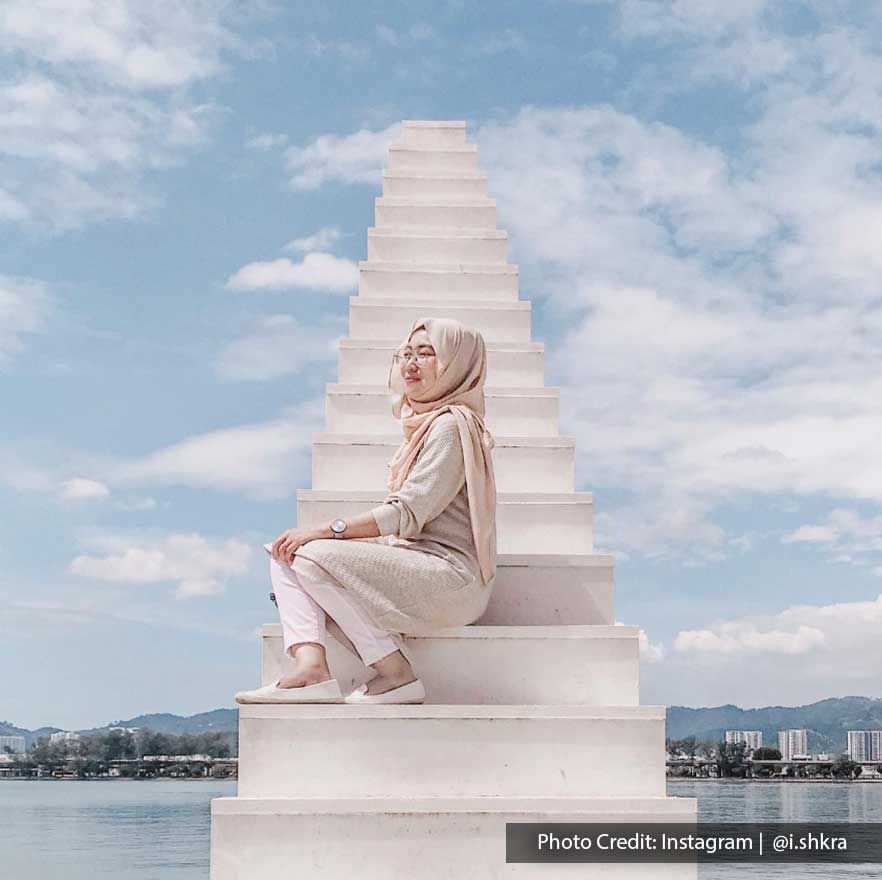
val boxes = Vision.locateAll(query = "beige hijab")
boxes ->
[385,317,497,586]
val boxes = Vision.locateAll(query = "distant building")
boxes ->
[109,727,140,734]
[49,731,81,746]
[778,729,808,761]
[0,735,26,754]
[725,730,763,751]
[847,730,882,762]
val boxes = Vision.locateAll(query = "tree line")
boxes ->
[5,728,235,778]
[667,736,871,779]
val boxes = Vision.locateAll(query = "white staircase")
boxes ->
[210,119,697,878]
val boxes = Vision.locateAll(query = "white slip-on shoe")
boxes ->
[344,678,426,704]
[235,678,343,704]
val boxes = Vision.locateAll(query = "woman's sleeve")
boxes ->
[369,418,466,539]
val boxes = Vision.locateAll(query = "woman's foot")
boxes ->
[279,643,332,688]
[365,649,417,695]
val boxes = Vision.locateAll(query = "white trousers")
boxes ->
[269,552,402,667]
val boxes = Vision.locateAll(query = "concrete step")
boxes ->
[374,197,498,229]
[210,795,699,880]
[235,704,667,798]
[260,625,638,705]
[311,433,575,492]
[297,490,593,555]
[387,144,480,173]
[382,171,489,199]
[338,337,545,387]
[399,119,468,148]
[349,297,530,342]
[486,553,615,625]
[358,260,519,300]
[325,384,559,436]
[367,227,507,263]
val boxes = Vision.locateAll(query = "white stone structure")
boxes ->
[210,120,697,878]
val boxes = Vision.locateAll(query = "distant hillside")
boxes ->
[2,709,237,749]
[78,708,238,736]
[0,720,62,749]
[667,696,882,754]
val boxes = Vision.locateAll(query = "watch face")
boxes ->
[331,518,346,532]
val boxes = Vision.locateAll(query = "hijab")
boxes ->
[384,317,497,586]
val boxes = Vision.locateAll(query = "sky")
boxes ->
[3,0,882,731]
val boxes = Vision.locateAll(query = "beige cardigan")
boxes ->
[293,412,496,634]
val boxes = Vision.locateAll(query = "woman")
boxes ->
[235,317,498,705]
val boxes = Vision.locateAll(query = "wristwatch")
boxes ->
[330,518,347,539]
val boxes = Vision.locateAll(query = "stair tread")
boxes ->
[262,624,636,639]
[368,226,506,239]
[326,383,556,396]
[313,432,573,446]
[213,795,696,814]
[359,261,516,273]
[298,489,590,502]
[376,197,495,206]
[238,704,665,719]
[351,296,527,309]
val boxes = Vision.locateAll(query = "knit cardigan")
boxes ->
[292,412,496,634]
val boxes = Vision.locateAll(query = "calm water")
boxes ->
[1,779,880,878]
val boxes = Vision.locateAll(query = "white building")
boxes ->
[847,730,882,762]
[725,730,763,750]
[778,729,808,760]
[49,731,81,745]
[0,735,26,754]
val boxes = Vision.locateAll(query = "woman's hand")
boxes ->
[271,527,318,565]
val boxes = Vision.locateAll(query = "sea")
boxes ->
[1,778,880,878]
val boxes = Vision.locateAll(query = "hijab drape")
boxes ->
[385,317,497,586]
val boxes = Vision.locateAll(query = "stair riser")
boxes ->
[236,716,666,798]
[387,148,480,173]
[210,802,699,880]
[261,631,637,705]
[478,560,615,626]
[325,391,559,436]
[350,301,530,342]
[312,442,574,492]
[297,496,593,555]
[399,124,467,148]
[375,202,498,229]
[338,343,545,387]
[383,174,489,199]
[367,232,507,263]
[359,265,519,300]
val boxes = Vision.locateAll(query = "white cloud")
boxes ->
[101,399,324,500]
[469,19,882,558]
[283,226,343,253]
[245,132,289,150]
[674,622,827,656]
[0,275,54,365]
[59,478,110,501]
[0,1,271,231]
[215,313,343,381]
[0,0,269,90]
[782,509,882,568]
[284,122,399,191]
[113,496,158,511]
[68,530,252,599]
[644,591,882,705]
[225,252,358,292]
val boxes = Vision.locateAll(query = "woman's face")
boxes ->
[399,328,438,396]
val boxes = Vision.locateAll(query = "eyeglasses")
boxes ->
[392,350,436,365]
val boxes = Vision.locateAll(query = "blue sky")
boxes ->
[3,1,882,730]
